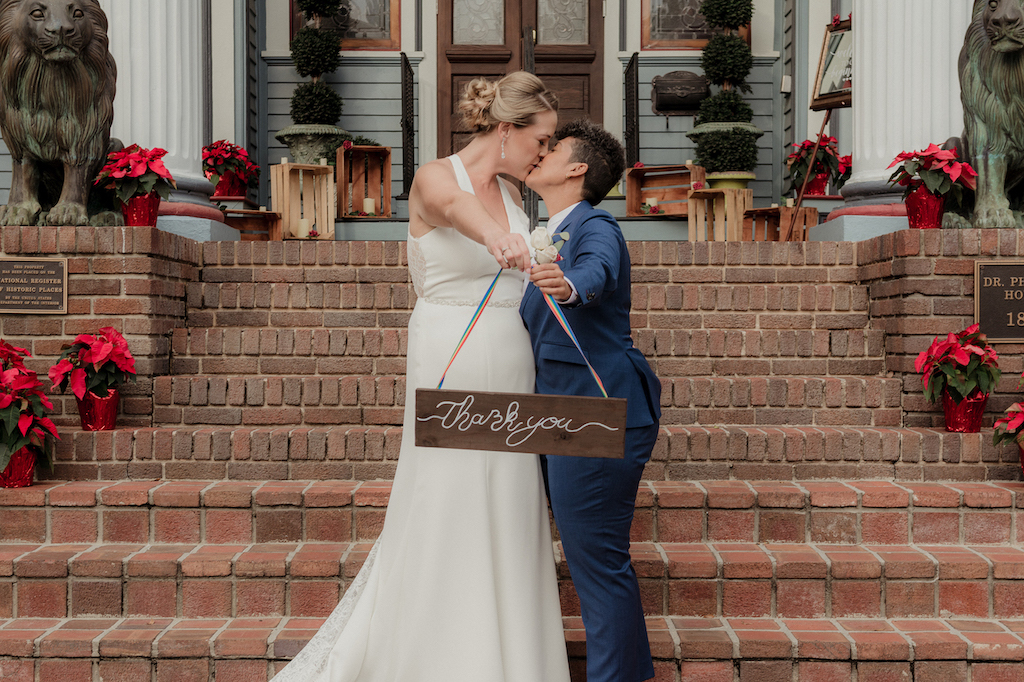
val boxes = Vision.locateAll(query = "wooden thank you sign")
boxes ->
[415,388,627,459]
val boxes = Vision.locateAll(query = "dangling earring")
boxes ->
[500,135,506,160]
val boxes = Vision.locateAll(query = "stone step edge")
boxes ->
[7,479,1024,511]
[5,540,1024,582]
[2,615,1024,666]
[49,424,1024,463]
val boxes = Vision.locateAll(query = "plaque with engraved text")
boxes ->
[975,260,1024,342]
[0,258,67,314]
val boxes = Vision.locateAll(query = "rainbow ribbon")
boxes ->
[540,290,609,398]
[437,269,503,389]
[437,268,609,399]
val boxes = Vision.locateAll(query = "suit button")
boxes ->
[586,292,595,301]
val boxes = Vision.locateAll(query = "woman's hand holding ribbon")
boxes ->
[486,232,530,271]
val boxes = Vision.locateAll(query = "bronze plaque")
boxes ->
[0,258,67,314]
[415,388,627,458]
[974,260,1024,341]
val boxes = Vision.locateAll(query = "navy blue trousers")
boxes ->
[543,422,659,682]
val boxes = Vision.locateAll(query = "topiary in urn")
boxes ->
[686,0,763,188]
[275,0,348,164]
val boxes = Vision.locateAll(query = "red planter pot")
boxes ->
[213,170,247,197]
[941,390,988,433]
[905,184,945,229]
[76,389,120,431]
[121,193,161,226]
[0,446,36,488]
[804,173,829,196]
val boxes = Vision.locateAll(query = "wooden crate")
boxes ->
[338,145,392,218]
[625,164,705,217]
[222,209,282,241]
[686,188,753,242]
[269,162,335,240]
[743,206,819,242]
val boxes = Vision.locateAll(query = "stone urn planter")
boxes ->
[275,124,348,165]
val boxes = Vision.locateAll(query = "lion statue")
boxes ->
[0,0,118,227]
[956,0,1024,228]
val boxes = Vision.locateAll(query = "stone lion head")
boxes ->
[0,0,110,67]
[980,0,1024,53]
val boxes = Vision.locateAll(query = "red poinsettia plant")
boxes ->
[48,328,137,400]
[915,323,1000,404]
[993,398,1024,448]
[888,143,977,209]
[0,340,58,474]
[785,134,851,193]
[95,144,177,205]
[202,139,260,189]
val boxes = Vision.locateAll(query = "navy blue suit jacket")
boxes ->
[520,201,661,428]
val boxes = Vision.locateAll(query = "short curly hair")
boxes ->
[553,119,625,205]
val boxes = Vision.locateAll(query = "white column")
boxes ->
[849,0,973,188]
[98,0,209,192]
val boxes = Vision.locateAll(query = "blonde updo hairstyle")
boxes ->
[458,72,558,134]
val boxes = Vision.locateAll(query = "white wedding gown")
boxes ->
[272,155,570,682]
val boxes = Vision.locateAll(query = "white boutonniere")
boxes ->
[530,227,569,264]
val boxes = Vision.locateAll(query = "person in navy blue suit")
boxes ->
[520,120,662,682]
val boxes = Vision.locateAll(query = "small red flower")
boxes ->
[633,161,644,168]
[692,181,704,190]
[343,140,354,151]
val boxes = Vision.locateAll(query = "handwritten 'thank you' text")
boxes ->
[418,393,619,448]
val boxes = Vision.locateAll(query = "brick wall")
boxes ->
[0,226,200,425]
[3,227,1024,434]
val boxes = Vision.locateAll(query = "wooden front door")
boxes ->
[438,0,604,156]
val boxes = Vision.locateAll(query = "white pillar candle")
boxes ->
[647,197,658,208]
[363,198,375,214]
[296,218,310,238]
[281,157,288,165]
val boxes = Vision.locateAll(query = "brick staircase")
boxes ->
[3,227,1024,680]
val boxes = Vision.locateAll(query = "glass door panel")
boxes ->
[453,0,505,45]
[538,0,587,44]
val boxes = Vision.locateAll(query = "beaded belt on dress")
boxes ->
[419,296,521,308]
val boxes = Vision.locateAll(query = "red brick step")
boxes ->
[43,426,1024,481]
[4,479,1024,546]
[1,615,1023,682]
[4,539,1024,620]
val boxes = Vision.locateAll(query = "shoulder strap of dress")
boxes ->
[447,155,474,194]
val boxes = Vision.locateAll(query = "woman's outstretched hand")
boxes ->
[529,263,572,301]
[486,232,530,271]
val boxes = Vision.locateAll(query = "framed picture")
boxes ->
[289,0,400,50]
[810,19,852,111]
[641,0,750,50]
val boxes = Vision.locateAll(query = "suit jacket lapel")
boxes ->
[558,201,592,262]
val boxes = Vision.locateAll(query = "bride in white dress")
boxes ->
[272,72,570,682]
